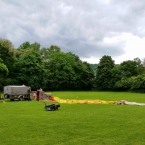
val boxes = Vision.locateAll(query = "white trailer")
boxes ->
[4,85,29,101]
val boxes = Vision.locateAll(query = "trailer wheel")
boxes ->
[19,96,23,101]
[4,94,10,99]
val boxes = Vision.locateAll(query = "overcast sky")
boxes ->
[1,0,145,64]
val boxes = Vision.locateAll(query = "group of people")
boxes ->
[27,86,45,101]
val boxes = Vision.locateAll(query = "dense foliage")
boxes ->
[0,39,95,91]
[95,55,115,90]
[0,38,145,92]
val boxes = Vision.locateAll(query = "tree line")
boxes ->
[0,38,145,92]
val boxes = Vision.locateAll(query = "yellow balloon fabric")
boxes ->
[53,97,117,104]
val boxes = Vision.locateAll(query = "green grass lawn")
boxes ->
[0,91,145,145]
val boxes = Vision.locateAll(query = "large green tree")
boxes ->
[120,58,144,78]
[46,52,95,90]
[14,50,46,89]
[0,58,9,89]
[40,45,61,62]
[0,58,8,76]
[95,55,115,90]
[130,74,145,92]
[112,58,145,91]
[115,77,133,91]
[17,42,41,58]
[67,53,95,90]
[110,65,122,90]
[0,38,13,49]
[47,52,77,90]
[0,43,16,72]
[18,41,31,50]
[0,41,17,86]
[31,42,41,51]
[78,61,95,90]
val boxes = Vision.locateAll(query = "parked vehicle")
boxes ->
[4,85,30,101]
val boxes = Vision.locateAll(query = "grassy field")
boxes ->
[0,91,145,145]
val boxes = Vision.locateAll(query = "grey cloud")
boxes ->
[0,0,144,62]
[39,33,125,59]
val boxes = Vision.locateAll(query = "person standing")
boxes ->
[39,88,44,100]
[27,87,31,101]
[36,89,40,101]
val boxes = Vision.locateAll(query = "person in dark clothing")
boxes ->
[36,89,40,101]
[27,87,31,101]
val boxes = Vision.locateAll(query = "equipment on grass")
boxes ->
[4,85,30,101]
[44,102,60,111]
